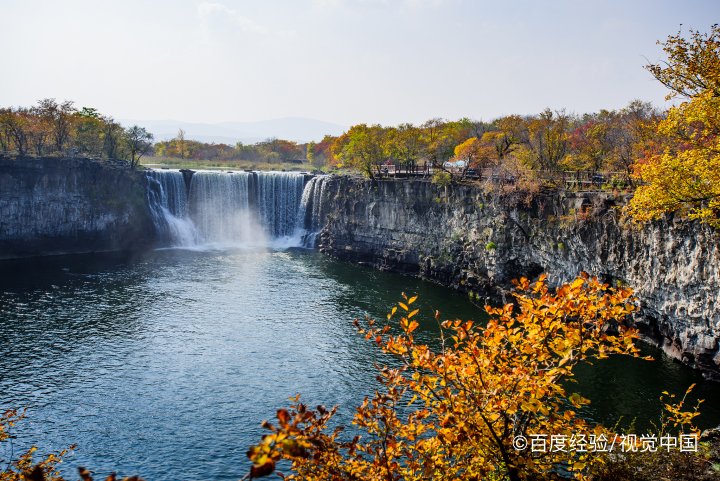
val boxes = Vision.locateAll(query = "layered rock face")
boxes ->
[318,175,720,379]
[0,157,156,258]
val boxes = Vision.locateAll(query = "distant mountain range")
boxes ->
[116,117,348,145]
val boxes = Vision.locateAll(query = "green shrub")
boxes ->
[485,242,498,250]
[432,171,452,187]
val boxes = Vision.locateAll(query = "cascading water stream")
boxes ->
[296,176,329,247]
[146,171,200,246]
[146,170,329,248]
[256,172,306,239]
[189,172,253,245]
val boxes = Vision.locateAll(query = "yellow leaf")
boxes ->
[399,302,409,311]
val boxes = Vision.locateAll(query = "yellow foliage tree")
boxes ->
[481,115,527,160]
[628,25,720,226]
[517,109,570,171]
[333,124,388,179]
[628,92,720,225]
[451,137,494,178]
[645,24,720,100]
[244,274,702,481]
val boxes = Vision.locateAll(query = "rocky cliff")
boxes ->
[318,175,720,379]
[0,156,156,258]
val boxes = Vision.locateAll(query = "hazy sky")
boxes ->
[1,0,717,126]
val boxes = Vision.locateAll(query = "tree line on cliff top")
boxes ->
[154,131,305,165]
[0,102,310,167]
[0,102,154,169]
[312,101,661,180]
[0,99,663,178]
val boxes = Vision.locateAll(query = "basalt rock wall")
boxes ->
[318,175,720,379]
[0,156,156,258]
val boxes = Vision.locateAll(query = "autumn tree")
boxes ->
[628,91,720,225]
[517,108,570,170]
[123,125,154,169]
[0,409,74,481]
[420,118,472,169]
[628,25,720,226]
[385,123,423,169]
[0,101,131,159]
[74,107,104,157]
[255,138,303,162]
[645,23,720,99]
[451,137,493,178]
[0,108,12,152]
[334,124,388,178]
[312,135,336,168]
[0,108,31,155]
[177,128,187,159]
[244,273,706,480]
[565,113,614,172]
[306,141,316,164]
[278,141,303,161]
[475,115,525,164]
[37,99,77,153]
[606,100,663,176]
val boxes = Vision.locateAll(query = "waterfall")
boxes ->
[189,172,253,244]
[256,172,305,238]
[146,171,199,246]
[296,176,330,247]
[145,170,328,248]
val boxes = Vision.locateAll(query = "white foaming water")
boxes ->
[189,172,256,245]
[146,171,201,246]
[295,176,329,247]
[146,170,329,249]
[256,172,306,239]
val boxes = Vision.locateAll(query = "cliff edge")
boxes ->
[0,156,156,258]
[318,175,720,379]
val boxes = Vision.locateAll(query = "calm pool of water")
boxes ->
[1,248,718,480]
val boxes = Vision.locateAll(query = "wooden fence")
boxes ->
[381,163,637,187]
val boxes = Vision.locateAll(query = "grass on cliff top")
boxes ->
[141,156,352,173]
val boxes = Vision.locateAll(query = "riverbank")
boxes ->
[317,175,720,380]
